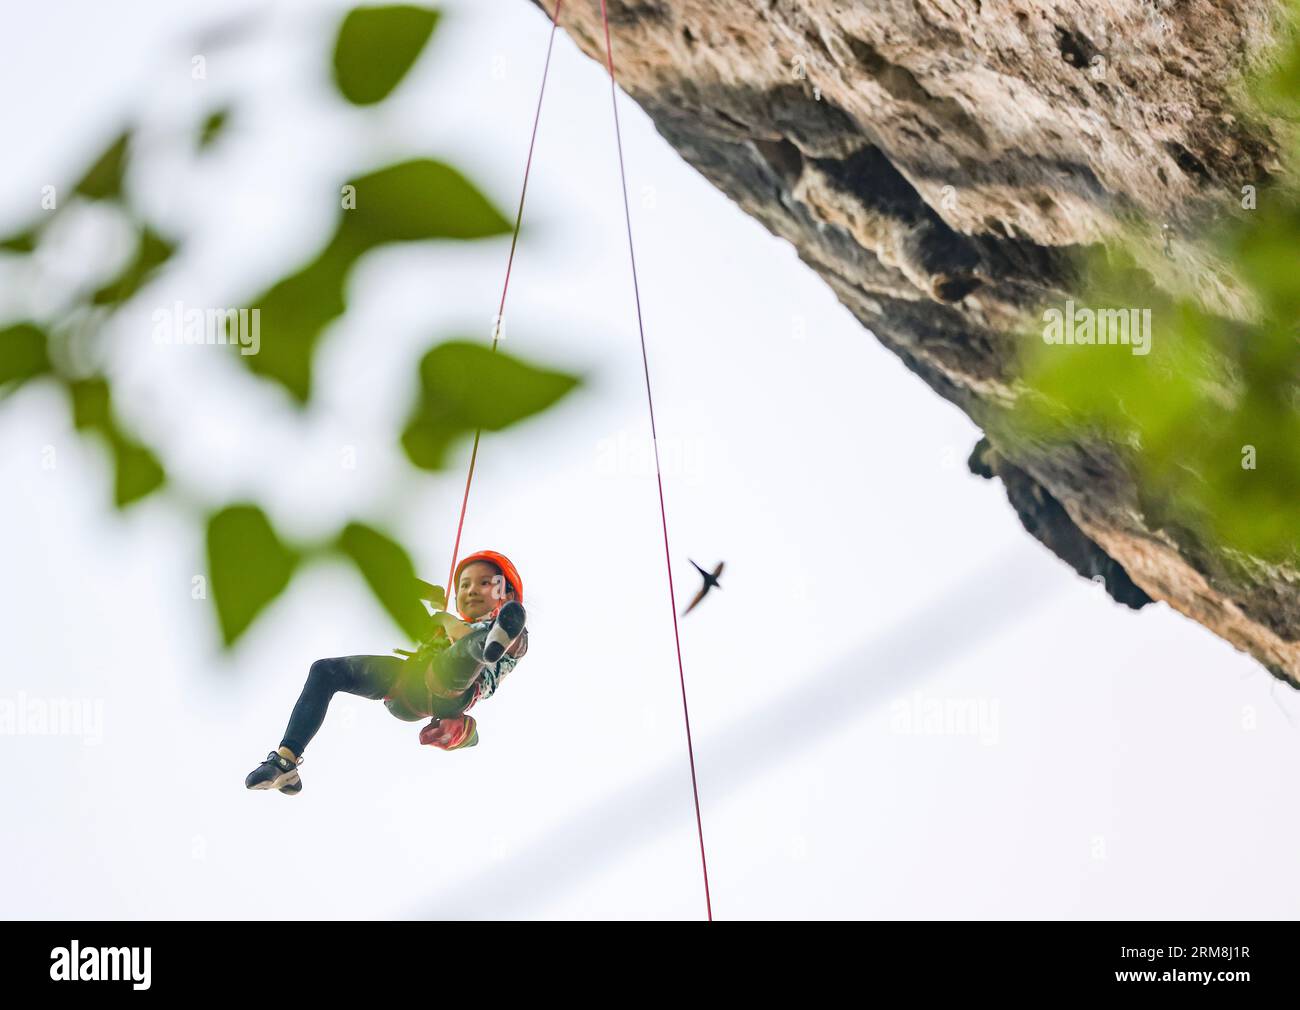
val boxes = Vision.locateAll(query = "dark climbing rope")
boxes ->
[598,0,714,921]
[444,0,714,920]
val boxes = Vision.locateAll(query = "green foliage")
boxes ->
[415,578,447,610]
[74,130,131,201]
[1,5,582,652]
[241,159,510,402]
[1013,10,1300,561]
[197,108,231,150]
[0,130,134,252]
[106,431,166,507]
[337,521,430,640]
[65,378,167,507]
[0,230,36,253]
[239,240,352,401]
[1250,7,1300,125]
[206,513,448,647]
[0,324,51,388]
[332,5,440,105]
[0,129,174,515]
[68,378,113,431]
[340,159,512,248]
[91,226,176,305]
[403,340,582,469]
[206,505,301,646]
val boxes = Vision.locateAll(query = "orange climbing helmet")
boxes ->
[453,550,524,619]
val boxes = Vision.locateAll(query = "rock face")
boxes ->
[532,0,1300,683]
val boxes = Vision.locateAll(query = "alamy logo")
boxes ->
[889,690,1000,745]
[0,693,103,745]
[49,942,151,990]
[1042,299,1152,356]
[151,300,260,355]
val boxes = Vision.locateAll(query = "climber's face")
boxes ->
[457,562,511,620]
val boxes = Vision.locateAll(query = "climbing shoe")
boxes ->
[483,601,526,664]
[245,751,304,795]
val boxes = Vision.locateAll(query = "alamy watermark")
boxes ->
[594,428,714,478]
[1042,299,1151,356]
[151,300,260,355]
[889,690,1000,745]
[50,942,150,989]
[0,693,104,745]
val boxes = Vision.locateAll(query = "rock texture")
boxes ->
[532,0,1300,683]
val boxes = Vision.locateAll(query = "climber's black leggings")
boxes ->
[279,628,489,757]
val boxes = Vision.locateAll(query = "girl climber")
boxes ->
[245,550,529,795]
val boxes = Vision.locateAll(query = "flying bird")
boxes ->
[682,559,724,616]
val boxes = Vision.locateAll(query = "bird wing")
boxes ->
[713,561,725,580]
[681,584,709,616]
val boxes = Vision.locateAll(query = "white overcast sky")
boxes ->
[2,0,1298,920]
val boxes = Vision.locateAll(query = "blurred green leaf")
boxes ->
[1249,5,1300,119]
[415,578,446,609]
[0,229,37,253]
[206,505,300,646]
[0,131,130,252]
[63,377,167,507]
[197,107,231,150]
[91,226,177,305]
[332,5,440,106]
[0,323,51,387]
[402,339,581,469]
[67,378,112,431]
[239,239,353,403]
[107,429,166,507]
[239,159,509,403]
[74,131,131,201]
[339,159,511,250]
[337,521,431,640]
[1014,226,1300,560]
[62,374,169,504]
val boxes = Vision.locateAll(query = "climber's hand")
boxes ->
[431,611,471,642]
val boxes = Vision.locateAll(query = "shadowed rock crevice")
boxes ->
[1055,26,1101,71]
[844,35,990,148]
[970,438,1154,609]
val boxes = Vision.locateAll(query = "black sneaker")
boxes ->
[245,751,304,795]
[483,601,526,664]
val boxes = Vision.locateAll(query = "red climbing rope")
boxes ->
[598,0,714,920]
[444,1,565,603]
[444,0,713,920]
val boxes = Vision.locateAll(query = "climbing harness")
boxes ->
[438,0,713,919]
